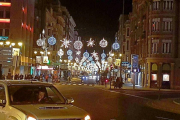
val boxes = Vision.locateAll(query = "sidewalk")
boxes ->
[95,82,180,114]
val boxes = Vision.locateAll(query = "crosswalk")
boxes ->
[57,82,96,86]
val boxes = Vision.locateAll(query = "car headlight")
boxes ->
[84,115,91,120]
[27,116,36,120]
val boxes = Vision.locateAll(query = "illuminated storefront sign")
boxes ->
[0,2,11,7]
[0,36,8,40]
[37,66,53,70]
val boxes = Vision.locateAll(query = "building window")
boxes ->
[127,41,129,50]
[153,0,160,10]
[163,18,172,32]
[126,28,130,37]
[48,29,51,36]
[152,18,160,32]
[0,29,2,36]
[5,11,10,18]
[0,11,3,18]
[163,0,173,10]
[152,39,159,54]
[162,40,171,54]
[5,29,9,36]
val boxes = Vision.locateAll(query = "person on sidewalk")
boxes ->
[45,74,49,83]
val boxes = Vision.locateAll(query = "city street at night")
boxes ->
[1,0,180,120]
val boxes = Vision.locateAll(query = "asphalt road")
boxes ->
[54,84,180,120]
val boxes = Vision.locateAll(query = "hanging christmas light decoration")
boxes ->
[83,62,87,66]
[76,50,81,56]
[87,38,95,47]
[101,58,105,62]
[112,42,120,50]
[67,49,73,56]
[60,38,71,48]
[101,53,106,58]
[99,38,108,48]
[48,35,56,45]
[83,51,90,58]
[68,56,73,61]
[74,38,83,50]
[75,57,79,63]
[57,49,64,57]
[112,37,120,50]
[91,61,95,64]
[88,56,93,61]
[94,56,99,61]
[36,39,43,46]
[91,50,98,58]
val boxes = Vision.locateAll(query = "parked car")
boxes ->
[0,80,91,120]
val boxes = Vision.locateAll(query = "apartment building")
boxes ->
[119,0,180,89]
[0,0,35,76]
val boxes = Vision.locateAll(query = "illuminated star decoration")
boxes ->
[75,57,79,63]
[99,38,108,48]
[91,50,98,58]
[87,38,95,47]
[60,38,71,48]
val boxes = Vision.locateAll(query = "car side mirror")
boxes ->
[66,97,74,104]
[0,99,6,107]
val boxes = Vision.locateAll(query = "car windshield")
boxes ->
[8,85,66,105]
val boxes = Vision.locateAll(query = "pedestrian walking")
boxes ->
[45,74,48,82]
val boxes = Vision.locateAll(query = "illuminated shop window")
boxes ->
[151,74,157,81]
[163,74,169,81]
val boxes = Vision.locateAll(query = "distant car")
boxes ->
[0,80,91,120]
[81,75,89,82]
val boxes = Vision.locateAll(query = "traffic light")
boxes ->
[105,79,108,83]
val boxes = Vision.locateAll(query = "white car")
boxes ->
[0,80,91,120]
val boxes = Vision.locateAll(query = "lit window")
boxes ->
[153,0,160,10]
[152,18,160,32]
[162,40,171,54]
[152,39,159,54]
[162,18,173,32]
[163,0,173,10]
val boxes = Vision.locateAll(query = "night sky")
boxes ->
[60,0,132,53]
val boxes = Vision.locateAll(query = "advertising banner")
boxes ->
[43,56,48,63]
[36,56,41,64]
[12,48,20,56]
[115,59,121,66]
[131,54,139,72]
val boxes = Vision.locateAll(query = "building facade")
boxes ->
[0,0,35,76]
